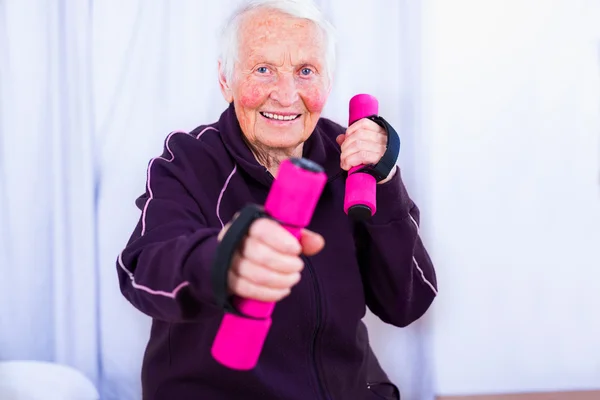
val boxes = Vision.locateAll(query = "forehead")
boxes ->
[237,8,325,62]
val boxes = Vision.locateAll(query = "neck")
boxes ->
[246,141,303,178]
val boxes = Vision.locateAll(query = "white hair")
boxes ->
[218,0,337,83]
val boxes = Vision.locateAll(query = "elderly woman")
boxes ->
[116,0,437,399]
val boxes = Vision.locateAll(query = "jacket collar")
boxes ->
[217,102,343,186]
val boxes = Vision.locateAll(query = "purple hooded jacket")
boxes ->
[116,103,438,399]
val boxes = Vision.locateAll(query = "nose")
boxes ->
[270,73,299,107]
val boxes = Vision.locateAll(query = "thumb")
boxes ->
[336,134,345,146]
[299,229,325,256]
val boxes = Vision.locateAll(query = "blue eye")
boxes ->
[257,66,269,74]
[300,67,313,76]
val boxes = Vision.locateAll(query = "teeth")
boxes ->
[262,112,299,121]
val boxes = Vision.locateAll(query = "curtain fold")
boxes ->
[0,0,99,386]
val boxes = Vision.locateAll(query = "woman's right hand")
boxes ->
[218,218,325,302]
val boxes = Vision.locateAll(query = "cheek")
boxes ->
[238,82,269,110]
[301,85,329,113]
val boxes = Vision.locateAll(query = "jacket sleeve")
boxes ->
[354,167,438,327]
[116,131,222,322]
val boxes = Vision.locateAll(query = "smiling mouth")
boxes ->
[260,112,301,121]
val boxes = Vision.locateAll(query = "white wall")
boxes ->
[421,0,600,396]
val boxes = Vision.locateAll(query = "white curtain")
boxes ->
[1,1,429,399]
[425,0,600,396]
[2,1,599,399]
[0,0,99,385]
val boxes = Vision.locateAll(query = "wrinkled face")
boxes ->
[219,8,332,152]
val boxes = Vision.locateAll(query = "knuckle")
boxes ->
[355,127,370,138]
[279,255,301,273]
[252,241,270,264]
[343,157,352,168]
[269,291,283,302]
[244,286,259,300]
[260,287,277,302]
[264,255,280,270]
[275,288,291,301]
[281,273,294,288]
[228,273,242,295]
[235,257,250,276]
[250,218,273,237]
[291,256,304,271]
[238,238,250,258]
[356,119,369,129]
[237,282,250,298]
[290,272,302,285]
[230,253,242,273]
[345,156,352,165]
[253,269,273,286]
[242,280,259,299]
[276,223,295,239]
[249,219,266,236]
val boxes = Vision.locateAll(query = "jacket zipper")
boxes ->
[265,171,328,399]
[303,255,328,400]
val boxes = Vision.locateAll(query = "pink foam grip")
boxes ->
[349,94,379,125]
[343,171,376,214]
[211,158,327,370]
[344,94,379,216]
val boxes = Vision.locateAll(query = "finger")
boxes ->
[235,257,302,290]
[299,229,325,256]
[341,129,386,153]
[248,218,302,255]
[340,138,386,170]
[228,269,292,302]
[346,118,385,137]
[341,137,386,160]
[341,133,386,157]
[229,251,244,274]
[341,150,384,170]
[240,236,304,273]
[336,134,346,146]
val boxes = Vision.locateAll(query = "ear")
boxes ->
[218,61,234,103]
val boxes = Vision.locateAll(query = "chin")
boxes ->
[258,124,307,148]
[260,135,305,150]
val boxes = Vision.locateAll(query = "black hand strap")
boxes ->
[352,115,401,182]
[211,204,269,316]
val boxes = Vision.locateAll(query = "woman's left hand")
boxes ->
[336,118,396,184]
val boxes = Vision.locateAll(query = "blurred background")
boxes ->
[1,0,599,399]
